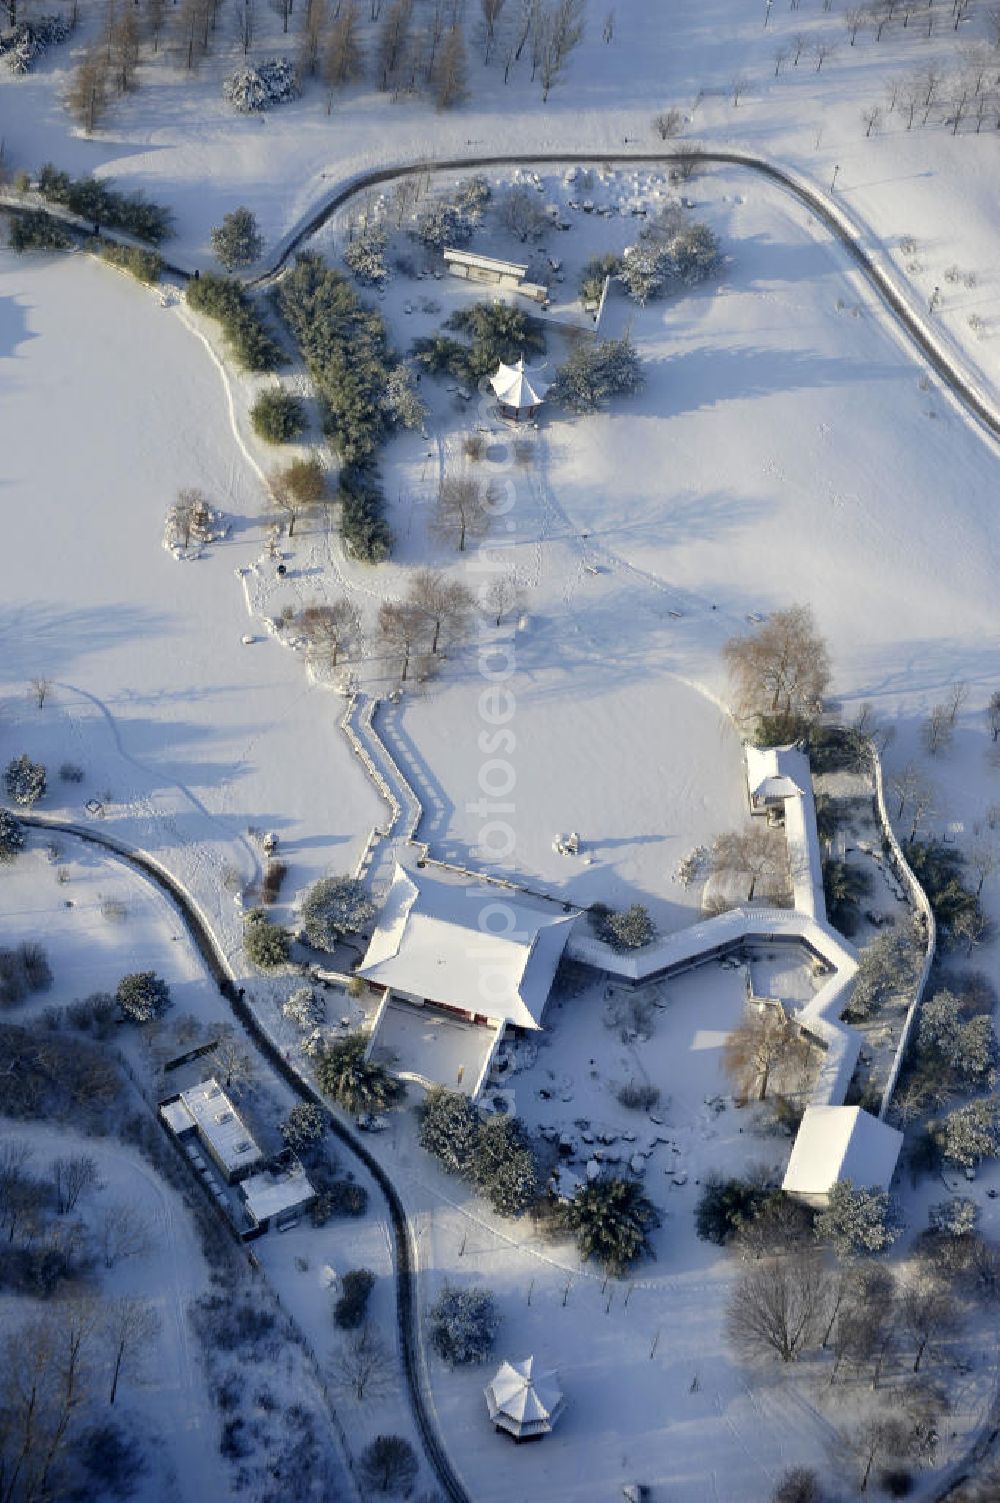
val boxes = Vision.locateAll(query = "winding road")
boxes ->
[5,142,1000,448]
[17,811,472,1503]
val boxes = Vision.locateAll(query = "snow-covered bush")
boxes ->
[343,225,389,287]
[384,363,425,431]
[211,207,264,271]
[598,903,656,951]
[843,928,920,1022]
[243,909,290,970]
[4,754,46,808]
[472,1113,538,1216]
[279,1102,326,1153]
[563,1175,660,1275]
[250,389,304,444]
[928,1197,978,1239]
[8,212,71,253]
[427,1285,499,1365]
[0,808,25,863]
[413,199,475,250]
[1,15,70,74]
[551,337,643,414]
[930,1098,1000,1172]
[300,876,376,952]
[497,183,549,243]
[283,987,325,1030]
[418,1087,481,1176]
[222,58,300,113]
[620,206,720,304]
[916,988,997,1088]
[333,1268,374,1328]
[814,1180,899,1258]
[163,489,228,559]
[116,971,171,1024]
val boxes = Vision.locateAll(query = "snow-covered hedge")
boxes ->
[1,15,70,75]
[222,58,300,114]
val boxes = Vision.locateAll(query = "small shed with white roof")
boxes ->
[485,1357,565,1441]
[782,1104,903,1208]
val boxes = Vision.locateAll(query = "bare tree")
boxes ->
[110,6,141,92]
[331,1324,394,1401]
[378,600,424,683]
[862,103,883,137]
[480,0,506,61]
[945,681,968,727]
[297,600,354,668]
[271,0,293,32]
[888,763,935,843]
[711,825,789,903]
[175,0,211,70]
[51,1154,101,1215]
[727,1253,828,1363]
[836,1412,910,1492]
[212,1029,256,1092]
[432,22,467,106]
[481,570,523,627]
[67,47,110,133]
[652,107,683,138]
[30,677,51,709]
[98,1204,152,1269]
[538,0,586,101]
[146,0,166,53]
[922,703,954,756]
[299,0,328,73]
[269,456,326,538]
[407,569,474,654]
[899,1271,960,1373]
[0,1308,99,1500]
[730,74,748,105]
[813,39,835,71]
[722,1005,811,1103]
[105,1297,160,1404]
[324,0,364,101]
[722,605,830,726]
[845,6,866,42]
[497,182,549,241]
[434,474,492,551]
[377,0,413,90]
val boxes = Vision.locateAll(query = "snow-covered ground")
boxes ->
[6,1,1000,1497]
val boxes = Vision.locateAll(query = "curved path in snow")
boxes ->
[18,812,472,1503]
[250,145,1000,448]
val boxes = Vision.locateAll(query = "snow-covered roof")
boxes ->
[490,357,550,411]
[359,860,577,1029]
[485,1357,565,1437]
[443,248,528,279]
[178,1078,263,1176]
[240,1157,315,1224]
[782,1105,903,1202]
[745,744,812,803]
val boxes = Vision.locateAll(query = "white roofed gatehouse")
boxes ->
[359,856,577,1099]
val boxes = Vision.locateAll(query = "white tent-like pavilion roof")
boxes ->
[782,1105,903,1206]
[490,357,550,412]
[485,1357,564,1439]
[358,859,577,1030]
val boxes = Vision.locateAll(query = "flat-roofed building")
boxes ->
[240,1156,316,1230]
[173,1078,264,1183]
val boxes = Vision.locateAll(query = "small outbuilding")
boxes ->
[781,1104,903,1208]
[485,1356,564,1442]
[490,357,550,422]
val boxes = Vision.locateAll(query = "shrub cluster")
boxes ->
[250,389,304,444]
[8,210,71,253]
[37,164,173,244]
[243,909,290,969]
[333,1268,375,1328]
[908,840,984,940]
[187,274,284,373]
[417,1089,538,1217]
[338,467,393,564]
[275,252,404,471]
[312,1032,402,1115]
[413,301,545,387]
[0,942,53,1006]
[100,242,163,284]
